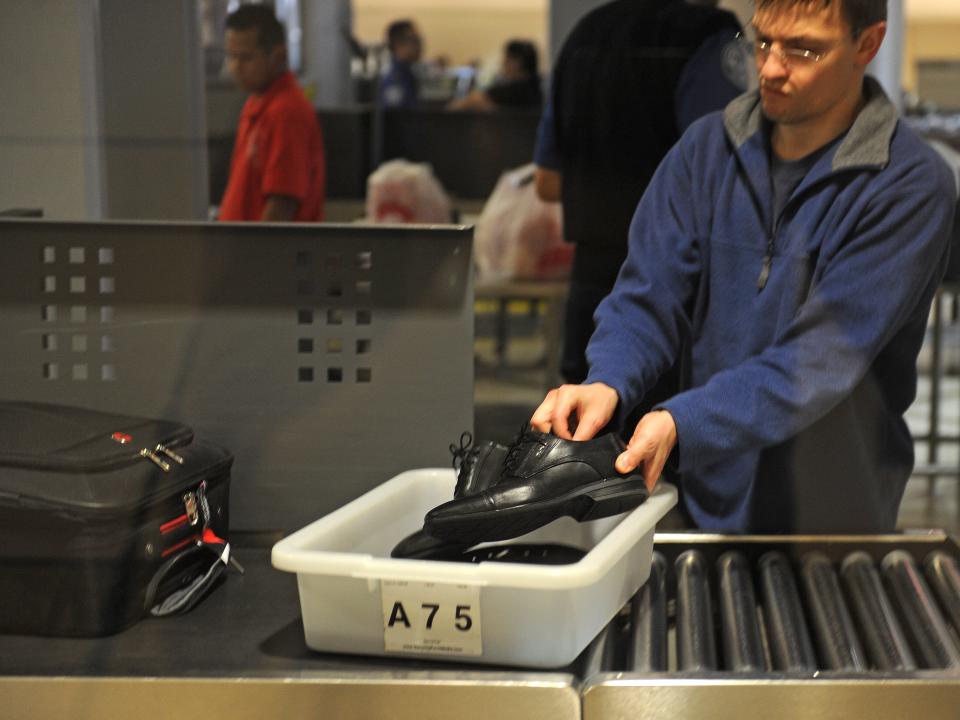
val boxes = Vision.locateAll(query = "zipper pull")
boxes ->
[156,444,184,465]
[140,448,171,472]
[183,491,200,526]
[757,253,772,291]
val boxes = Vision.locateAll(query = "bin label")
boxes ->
[380,579,482,656]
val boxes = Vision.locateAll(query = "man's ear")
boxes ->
[855,21,886,67]
[270,44,288,71]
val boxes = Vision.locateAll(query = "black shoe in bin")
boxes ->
[423,430,649,546]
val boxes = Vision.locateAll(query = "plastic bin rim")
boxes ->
[272,471,677,590]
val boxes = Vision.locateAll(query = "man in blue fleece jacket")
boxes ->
[530,0,956,533]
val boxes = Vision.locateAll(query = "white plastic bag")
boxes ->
[365,159,451,224]
[474,164,570,281]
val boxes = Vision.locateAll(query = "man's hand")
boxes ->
[616,410,677,491]
[534,167,561,203]
[530,382,619,441]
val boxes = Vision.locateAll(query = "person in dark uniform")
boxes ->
[380,19,423,109]
[534,0,745,392]
[449,40,543,111]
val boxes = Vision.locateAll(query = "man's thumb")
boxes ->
[615,448,640,474]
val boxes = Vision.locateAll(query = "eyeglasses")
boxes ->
[735,31,830,69]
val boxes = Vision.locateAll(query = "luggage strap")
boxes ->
[145,481,241,617]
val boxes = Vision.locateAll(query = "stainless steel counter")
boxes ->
[4,533,960,720]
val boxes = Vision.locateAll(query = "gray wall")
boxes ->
[98,0,209,220]
[0,1,104,218]
[0,0,207,221]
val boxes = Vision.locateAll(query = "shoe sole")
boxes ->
[425,476,649,545]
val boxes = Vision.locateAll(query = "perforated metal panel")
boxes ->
[0,219,474,531]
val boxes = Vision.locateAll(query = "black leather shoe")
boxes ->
[449,433,510,499]
[390,528,475,560]
[391,434,509,559]
[423,430,648,545]
[461,543,587,565]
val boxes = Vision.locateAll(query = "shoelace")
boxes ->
[502,425,549,478]
[449,431,480,495]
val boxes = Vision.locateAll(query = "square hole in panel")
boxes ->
[42,334,57,351]
[43,247,56,264]
[327,282,343,298]
[297,309,313,325]
[42,305,57,322]
[100,305,115,323]
[357,367,372,383]
[99,277,115,294]
[69,247,85,264]
[325,252,343,270]
[71,334,88,352]
[327,367,343,383]
[72,363,88,381]
[71,305,87,323]
[356,309,372,325]
[296,250,312,267]
[98,247,114,264]
[357,251,373,271]
[101,335,115,352]
[43,276,56,293]
[356,280,372,296]
[326,338,343,354]
[42,362,59,380]
[327,308,343,325]
[356,338,371,355]
[296,279,313,296]
[69,276,86,293]
[298,367,314,382]
[101,364,116,381]
[298,338,314,353]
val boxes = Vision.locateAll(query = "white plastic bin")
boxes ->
[272,469,677,668]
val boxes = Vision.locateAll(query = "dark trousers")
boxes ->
[560,245,627,385]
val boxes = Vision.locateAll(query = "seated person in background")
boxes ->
[380,19,423,109]
[219,5,325,222]
[448,40,543,111]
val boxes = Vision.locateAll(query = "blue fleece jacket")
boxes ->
[586,78,956,533]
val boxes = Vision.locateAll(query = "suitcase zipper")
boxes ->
[138,443,186,472]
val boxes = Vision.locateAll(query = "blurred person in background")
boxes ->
[449,40,543,111]
[219,4,325,222]
[381,19,423,109]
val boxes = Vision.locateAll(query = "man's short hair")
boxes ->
[505,40,539,78]
[226,4,286,50]
[387,20,416,51]
[755,0,887,37]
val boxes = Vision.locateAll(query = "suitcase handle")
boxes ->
[145,542,226,617]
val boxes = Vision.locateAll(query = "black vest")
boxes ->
[553,0,740,282]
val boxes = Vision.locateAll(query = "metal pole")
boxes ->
[675,550,718,671]
[924,551,960,638]
[840,551,916,671]
[882,550,960,669]
[758,552,817,672]
[627,552,667,672]
[717,551,766,672]
[800,552,868,671]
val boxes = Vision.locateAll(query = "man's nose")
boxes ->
[759,48,789,81]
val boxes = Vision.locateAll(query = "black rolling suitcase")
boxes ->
[0,401,234,637]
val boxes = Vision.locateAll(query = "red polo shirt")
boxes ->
[219,71,326,221]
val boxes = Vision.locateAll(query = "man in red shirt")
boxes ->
[219,5,325,222]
